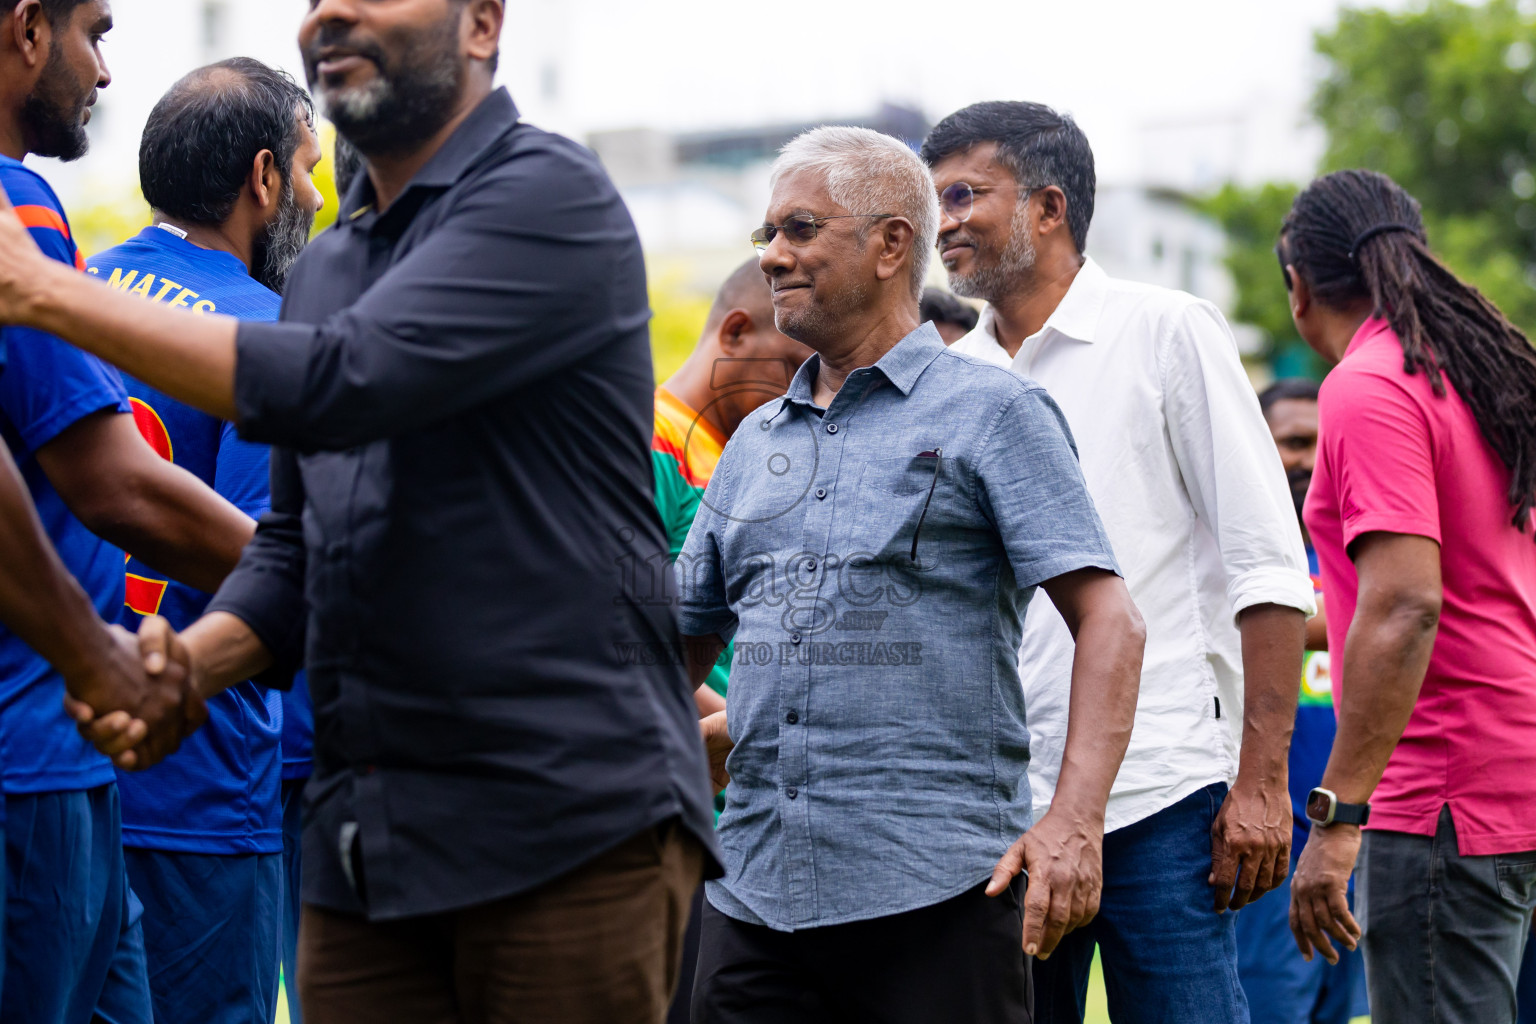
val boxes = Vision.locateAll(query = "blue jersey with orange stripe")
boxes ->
[0,154,130,796]
[89,225,291,854]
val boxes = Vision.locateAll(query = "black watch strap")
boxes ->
[1331,801,1371,827]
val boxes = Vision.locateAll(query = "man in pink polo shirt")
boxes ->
[1278,169,1536,1024]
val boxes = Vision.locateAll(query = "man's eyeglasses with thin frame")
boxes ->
[751,214,894,254]
[938,181,1051,223]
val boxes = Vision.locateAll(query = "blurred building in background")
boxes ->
[590,105,1261,361]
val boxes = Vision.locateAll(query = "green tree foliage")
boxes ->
[1315,0,1536,330]
[1197,182,1326,378]
[1206,0,1536,373]
[1198,182,1300,344]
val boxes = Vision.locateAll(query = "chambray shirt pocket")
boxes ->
[854,455,947,573]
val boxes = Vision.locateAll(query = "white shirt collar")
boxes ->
[955,257,1110,367]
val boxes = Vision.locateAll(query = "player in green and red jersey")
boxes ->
[655,258,809,1024]
[652,259,811,710]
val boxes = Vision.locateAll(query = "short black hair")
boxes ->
[1257,377,1320,418]
[139,58,315,227]
[0,0,92,21]
[921,101,1097,254]
[919,288,979,332]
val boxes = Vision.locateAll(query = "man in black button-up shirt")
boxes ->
[0,1,720,1019]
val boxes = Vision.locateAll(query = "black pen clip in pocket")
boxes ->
[910,448,943,561]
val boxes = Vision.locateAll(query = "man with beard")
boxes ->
[0,1,262,1020]
[0,1,721,1021]
[85,58,323,1024]
[923,102,1314,1023]
[1234,378,1368,1024]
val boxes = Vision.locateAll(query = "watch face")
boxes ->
[1307,790,1334,824]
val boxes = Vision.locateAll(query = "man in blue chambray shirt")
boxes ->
[677,126,1147,1024]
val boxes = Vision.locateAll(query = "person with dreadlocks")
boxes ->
[1278,168,1536,1024]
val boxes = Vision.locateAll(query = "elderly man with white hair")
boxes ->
[675,125,1147,1024]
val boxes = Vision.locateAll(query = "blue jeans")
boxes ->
[1235,866,1367,1023]
[1359,804,1536,1024]
[1518,921,1535,1024]
[1032,782,1249,1024]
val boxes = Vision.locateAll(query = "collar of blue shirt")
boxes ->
[775,321,949,418]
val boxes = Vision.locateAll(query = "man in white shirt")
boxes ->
[922,102,1314,1023]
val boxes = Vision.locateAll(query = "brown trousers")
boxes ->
[298,820,704,1024]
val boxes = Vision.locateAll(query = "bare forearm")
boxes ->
[1054,607,1143,820]
[0,461,114,685]
[26,258,239,420]
[1321,606,1436,804]
[183,611,274,699]
[1236,604,1307,783]
[1304,598,1328,651]
[100,464,254,593]
[694,684,727,717]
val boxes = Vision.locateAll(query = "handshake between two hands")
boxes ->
[62,616,207,771]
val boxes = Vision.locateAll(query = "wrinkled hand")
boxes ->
[990,807,1104,959]
[0,181,54,324]
[1210,777,1292,912]
[63,616,206,770]
[1289,825,1361,965]
[699,711,731,793]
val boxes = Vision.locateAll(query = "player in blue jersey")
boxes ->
[1236,379,1368,1024]
[87,59,324,1024]
[0,3,262,1020]
[0,440,170,1014]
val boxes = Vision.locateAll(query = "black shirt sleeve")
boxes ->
[232,150,649,451]
[205,443,308,688]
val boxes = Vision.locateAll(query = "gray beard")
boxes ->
[313,19,463,159]
[947,203,1037,303]
[253,185,314,294]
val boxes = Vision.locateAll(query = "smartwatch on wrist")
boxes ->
[1306,787,1370,828]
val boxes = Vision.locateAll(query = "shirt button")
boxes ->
[790,633,802,645]
[787,787,799,799]
[806,560,817,573]
[815,487,827,500]
[786,710,799,724]
[826,422,838,434]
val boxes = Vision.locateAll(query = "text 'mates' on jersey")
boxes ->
[89,225,293,854]
[0,155,129,798]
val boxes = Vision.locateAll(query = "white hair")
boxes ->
[769,126,939,298]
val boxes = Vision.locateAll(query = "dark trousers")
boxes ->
[691,879,1033,1024]
[299,820,703,1024]
[1359,804,1536,1024]
[667,886,705,1024]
